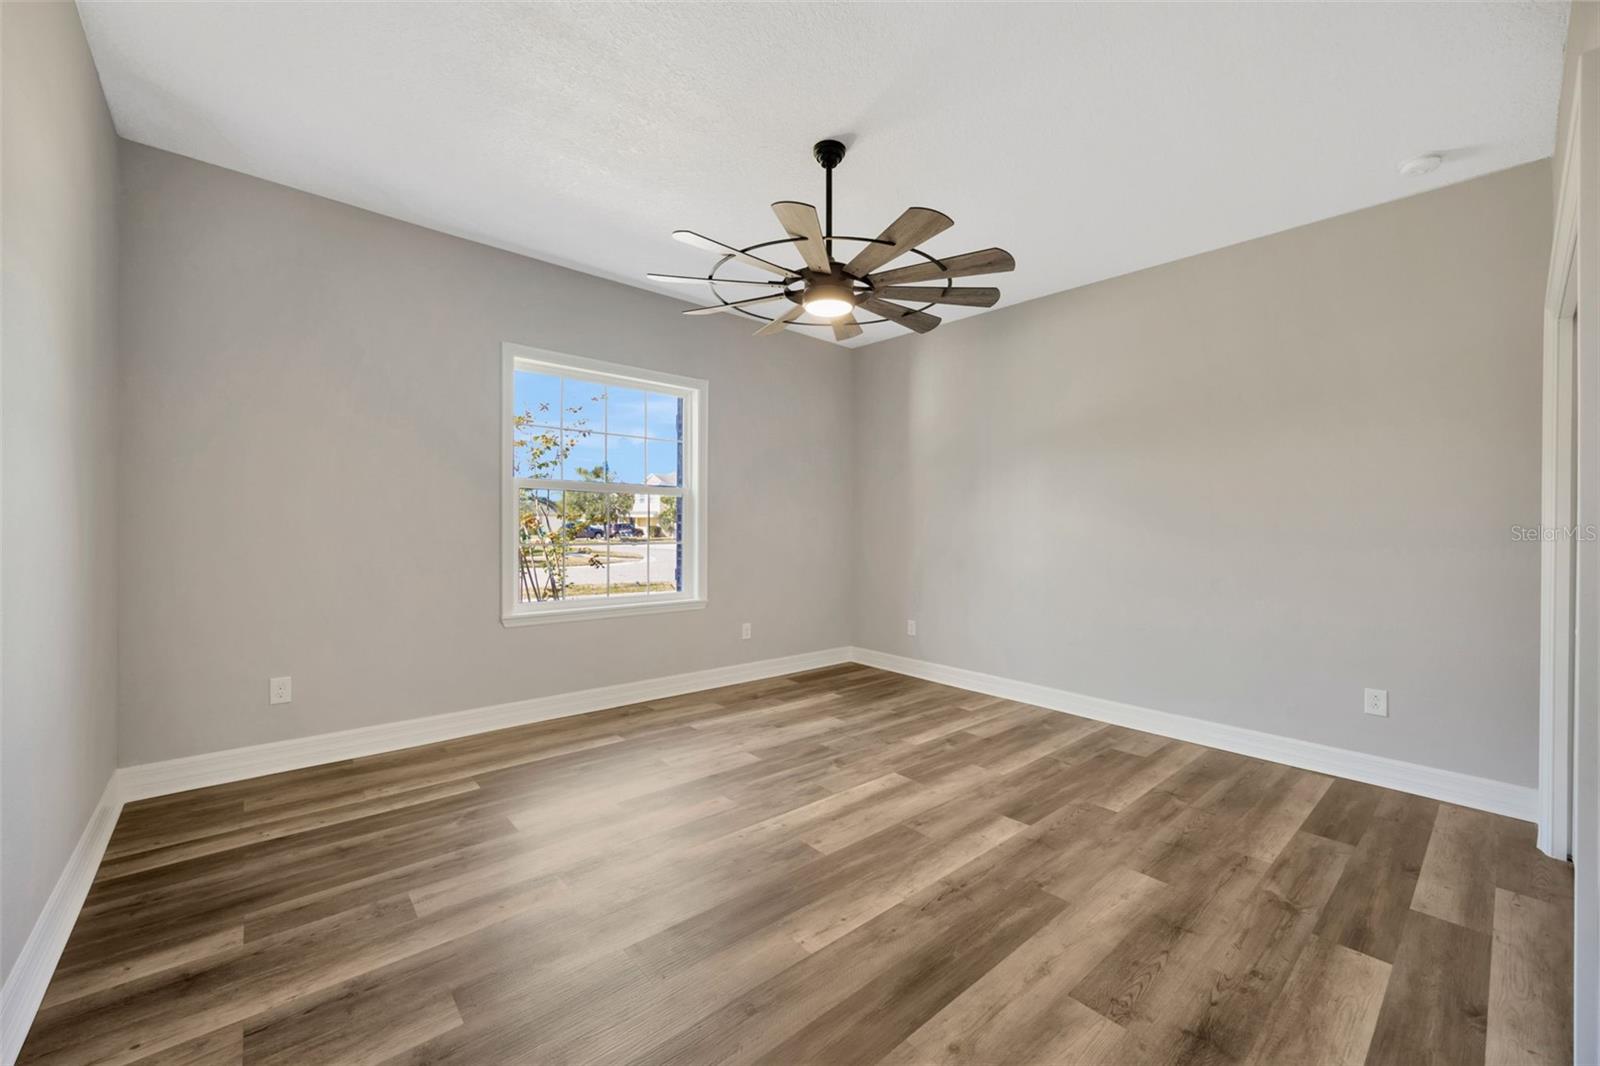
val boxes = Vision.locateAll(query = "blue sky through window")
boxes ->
[608,435,646,482]
[562,378,605,429]
[607,386,647,436]
[516,370,561,428]
[646,392,681,441]
[516,368,683,484]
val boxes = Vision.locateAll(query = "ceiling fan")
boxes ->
[648,139,1015,341]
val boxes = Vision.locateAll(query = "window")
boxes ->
[502,344,706,624]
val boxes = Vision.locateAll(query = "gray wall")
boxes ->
[852,161,1550,788]
[119,145,1552,788]
[115,143,855,765]
[1,2,121,980]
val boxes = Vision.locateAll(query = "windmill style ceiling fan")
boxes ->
[649,139,1015,341]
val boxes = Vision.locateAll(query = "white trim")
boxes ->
[511,478,684,496]
[500,595,706,627]
[1569,52,1600,1066]
[502,346,709,396]
[501,342,708,626]
[848,647,1538,822]
[117,647,851,801]
[1,776,123,1066]
[1540,71,1585,860]
[68,650,1540,819]
[3,648,851,1059]
[4,645,1543,1061]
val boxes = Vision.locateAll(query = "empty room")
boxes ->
[3,1,1597,1063]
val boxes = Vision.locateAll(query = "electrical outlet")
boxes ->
[741,622,751,640]
[270,676,292,705]
[906,620,917,637]
[1364,688,1388,717]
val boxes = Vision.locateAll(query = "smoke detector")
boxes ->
[1398,154,1443,178]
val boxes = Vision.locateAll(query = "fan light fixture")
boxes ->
[801,277,855,320]
[649,139,1016,340]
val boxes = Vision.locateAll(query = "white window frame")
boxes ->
[501,343,708,626]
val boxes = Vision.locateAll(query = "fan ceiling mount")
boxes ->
[648,139,1016,341]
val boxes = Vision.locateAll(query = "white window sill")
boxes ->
[502,597,707,627]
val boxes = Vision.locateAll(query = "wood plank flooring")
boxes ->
[19,664,1573,1065]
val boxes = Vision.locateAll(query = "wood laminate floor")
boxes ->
[20,665,1573,1066]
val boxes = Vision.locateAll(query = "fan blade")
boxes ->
[859,296,942,334]
[682,293,790,316]
[868,247,1015,287]
[673,230,799,278]
[648,273,784,287]
[832,314,863,341]
[844,207,954,277]
[755,302,806,336]
[771,202,832,273]
[872,285,1000,308]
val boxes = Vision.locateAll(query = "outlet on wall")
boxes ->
[270,676,293,705]
[741,622,751,640]
[1364,688,1388,717]
[906,620,917,637]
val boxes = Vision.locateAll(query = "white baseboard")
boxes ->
[117,647,855,802]
[848,647,1538,823]
[3,646,853,1063]
[1,643,1538,1063]
[1,776,123,1066]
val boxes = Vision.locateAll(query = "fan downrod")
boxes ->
[812,139,847,170]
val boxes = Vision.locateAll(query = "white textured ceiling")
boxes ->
[78,1,1568,347]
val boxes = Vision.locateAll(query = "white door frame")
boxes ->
[1543,44,1600,1066]
[1540,113,1580,859]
